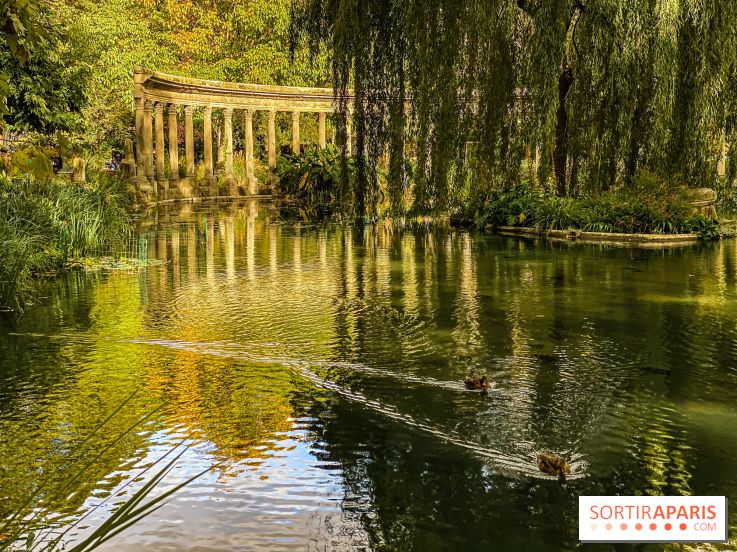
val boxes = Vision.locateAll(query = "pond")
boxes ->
[1,199,736,551]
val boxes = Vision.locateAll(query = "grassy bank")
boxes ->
[0,174,133,314]
[470,177,721,239]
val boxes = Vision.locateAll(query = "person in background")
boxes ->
[110,150,123,171]
[51,155,63,173]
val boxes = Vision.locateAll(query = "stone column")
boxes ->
[318,112,326,149]
[143,100,158,193]
[243,110,253,182]
[223,107,236,194]
[154,103,167,196]
[267,109,278,187]
[134,97,147,189]
[185,106,195,181]
[133,67,150,191]
[143,100,155,190]
[203,106,215,192]
[292,111,300,155]
[244,109,258,195]
[168,104,179,185]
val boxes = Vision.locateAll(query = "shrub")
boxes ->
[276,145,353,213]
[474,172,719,238]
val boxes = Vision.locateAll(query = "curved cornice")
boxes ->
[134,67,353,112]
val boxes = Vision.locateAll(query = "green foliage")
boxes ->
[149,0,326,86]
[0,0,51,113]
[276,146,352,215]
[0,173,131,313]
[0,1,89,132]
[0,222,40,313]
[292,0,737,218]
[0,0,49,62]
[5,144,56,180]
[684,215,721,240]
[475,173,720,239]
[715,178,737,213]
[70,0,177,147]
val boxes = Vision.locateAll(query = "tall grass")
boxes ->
[0,174,132,313]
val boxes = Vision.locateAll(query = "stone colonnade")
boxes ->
[132,67,351,200]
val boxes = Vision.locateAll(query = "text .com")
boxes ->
[579,496,728,543]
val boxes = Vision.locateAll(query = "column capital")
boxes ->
[144,99,154,112]
[224,106,234,119]
[184,105,194,115]
[203,105,212,116]
[154,102,164,114]
[168,103,179,114]
[292,111,300,121]
[244,108,253,120]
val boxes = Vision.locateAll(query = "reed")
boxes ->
[0,173,132,314]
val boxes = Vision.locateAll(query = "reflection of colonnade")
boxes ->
[132,67,353,200]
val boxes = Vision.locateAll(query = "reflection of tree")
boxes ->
[143,349,295,471]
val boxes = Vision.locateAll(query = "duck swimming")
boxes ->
[464,375,492,390]
[537,452,570,483]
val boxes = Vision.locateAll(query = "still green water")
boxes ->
[1,199,736,551]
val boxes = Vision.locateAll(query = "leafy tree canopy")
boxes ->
[2,0,326,146]
[0,2,89,133]
[291,0,737,218]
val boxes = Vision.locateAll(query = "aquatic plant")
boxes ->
[475,173,722,238]
[0,173,132,314]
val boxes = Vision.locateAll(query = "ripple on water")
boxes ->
[4,205,737,551]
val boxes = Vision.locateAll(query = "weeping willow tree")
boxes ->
[291,0,737,219]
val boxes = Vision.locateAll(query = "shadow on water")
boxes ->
[1,199,737,550]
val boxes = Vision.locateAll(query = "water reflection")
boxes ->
[1,199,737,550]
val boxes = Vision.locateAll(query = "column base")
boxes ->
[178,177,197,199]
[157,179,169,199]
[223,176,237,197]
[247,176,259,196]
[205,176,218,198]
[265,174,279,193]
[146,177,157,195]
[138,177,153,194]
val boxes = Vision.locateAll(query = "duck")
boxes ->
[464,375,492,390]
[537,451,570,483]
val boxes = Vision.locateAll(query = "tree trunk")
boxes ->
[554,60,574,197]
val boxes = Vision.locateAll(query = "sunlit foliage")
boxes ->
[292,0,737,218]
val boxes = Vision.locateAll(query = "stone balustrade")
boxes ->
[131,67,352,200]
